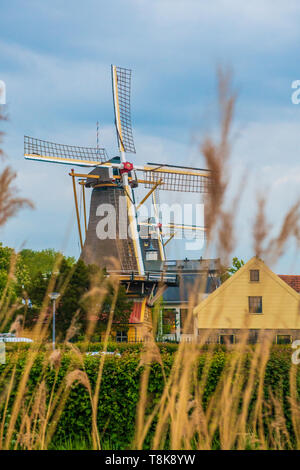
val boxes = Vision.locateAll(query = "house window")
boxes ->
[276,335,292,345]
[219,334,235,345]
[116,330,128,342]
[248,296,262,314]
[248,330,259,344]
[162,309,176,334]
[250,269,259,282]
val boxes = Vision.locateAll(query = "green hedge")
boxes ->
[0,350,173,449]
[0,346,298,449]
[3,341,179,355]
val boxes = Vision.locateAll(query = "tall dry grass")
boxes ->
[132,68,300,451]
[0,70,300,450]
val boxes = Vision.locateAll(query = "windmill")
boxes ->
[24,65,211,299]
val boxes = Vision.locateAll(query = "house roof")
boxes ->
[163,274,219,303]
[278,275,300,293]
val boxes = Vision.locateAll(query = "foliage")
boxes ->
[0,243,30,304]
[20,248,75,279]
[100,283,133,331]
[0,244,132,340]
[0,245,74,312]
[0,347,298,450]
[220,256,245,283]
[229,257,245,274]
[55,259,90,339]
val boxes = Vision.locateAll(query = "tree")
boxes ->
[220,257,245,283]
[0,245,134,341]
[0,244,15,299]
[22,271,50,328]
[55,259,90,340]
[27,272,50,307]
[55,260,133,340]
[0,243,30,303]
[100,283,133,332]
[20,248,75,279]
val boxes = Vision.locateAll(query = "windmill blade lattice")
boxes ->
[139,222,206,239]
[24,136,109,167]
[140,163,211,193]
[112,66,136,154]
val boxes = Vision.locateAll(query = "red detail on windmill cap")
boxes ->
[120,161,134,174]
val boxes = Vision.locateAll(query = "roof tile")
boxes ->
[278,275,300,293]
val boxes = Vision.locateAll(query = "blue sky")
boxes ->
[1,0,300,273]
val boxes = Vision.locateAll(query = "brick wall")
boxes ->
[197,328,300,344]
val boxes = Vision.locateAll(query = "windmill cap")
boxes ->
[120,162,134,173]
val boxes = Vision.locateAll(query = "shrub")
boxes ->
[0,346,298,449]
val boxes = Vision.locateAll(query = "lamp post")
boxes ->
[48,293,60,351]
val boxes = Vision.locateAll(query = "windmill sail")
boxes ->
[111,66,136,154]
[139,222,206,239]
[24,136,109,167]
[111,65,144,275]
[137,163,211,193]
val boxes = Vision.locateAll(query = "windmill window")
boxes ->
[250,270,260,282]
[248,296,263,314]
[146,250,158,261]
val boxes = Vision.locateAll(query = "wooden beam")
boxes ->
[136,179,162,211]
[68,172,100,179]
[147,284,168,307]
[70,169,83,250]
[163,232,176,247]
[81,182,87,235]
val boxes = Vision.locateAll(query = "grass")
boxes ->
[1,69,300,450]
[48,437,119,450]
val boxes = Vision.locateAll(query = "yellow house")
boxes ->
[194,256,300,344]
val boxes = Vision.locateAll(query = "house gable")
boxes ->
[194,256,300,330]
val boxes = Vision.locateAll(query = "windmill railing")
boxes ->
[109,270,178,285]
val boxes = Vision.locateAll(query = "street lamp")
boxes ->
[48,292,60,351]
